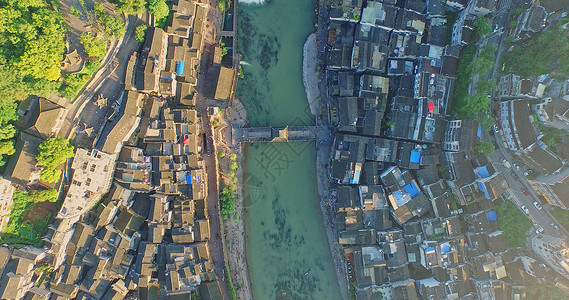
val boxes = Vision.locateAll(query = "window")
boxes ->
[85,178,91,186]
[90,165,96,172]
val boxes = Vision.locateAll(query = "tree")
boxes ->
[40,167,61,183]
[219,188,235,218]
[219,0,227,12]
[70,6,82,18]
[28,189,58,203]
[476,139,495,155]
[509,20,518,29]
[148,0,169,21]
[93,5,125,38]
[115,0,146,15]
[473,17,492,37]
[80,33,107,59]
[217,151,225,158]
[230,153,237,161]
[135,24,148,42]
[4,5,67,82]
[0,140,15,156]
[36,137,74,169]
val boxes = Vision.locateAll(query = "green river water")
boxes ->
[236,0,342,299]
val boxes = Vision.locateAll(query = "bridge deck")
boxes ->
[232,126,316,143]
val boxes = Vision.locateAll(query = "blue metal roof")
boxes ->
[410,150,421,163]
[404,182,420,198]
[441,242,451,254]
[477,123,482,138]
[186,174,192,184]
[486,210,497,222]
[176,61,184,75]
[476,166,490,179]
[479,182,490,200]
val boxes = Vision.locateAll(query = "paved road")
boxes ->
[74,15,142,147]
[202,119,230,299]
[480,0,567,240]
[62,15,139,141]
[487,130,567,238]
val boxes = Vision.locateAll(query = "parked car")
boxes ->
[493,124,499,133]
[551,223,559,230]
[524,170,533,176]
[536,227,544,234]
[533,201,542,210]
[521,205,530,214]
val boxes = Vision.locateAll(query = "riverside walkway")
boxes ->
[232,125,316,143]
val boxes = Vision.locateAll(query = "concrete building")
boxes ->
[60,149,116,219]
[531,234,569,278]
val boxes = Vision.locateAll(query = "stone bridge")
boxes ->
[232,125,316,143]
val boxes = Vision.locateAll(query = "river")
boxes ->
[236,0,343,299]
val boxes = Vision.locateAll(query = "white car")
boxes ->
[533,201,543,210]
[536,227,544,235]
[521,205,530,214]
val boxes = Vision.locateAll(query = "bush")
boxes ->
[135,24,148,43]
[148,0,170,20]
[80,33,107,60]
[36,137,75,168]
[476,138,495,155]
[70,6,82,18]
[473,17,492,38]
[0,190,54,246]
[28,189,58,203]
[550,207,569,232]
[219,0,227,12]
[93,4,125,38]
[495,200,532,248]
[501,26,569,76]
[220,188,235,218]
[526,284,569,300]
[40,167,61,183]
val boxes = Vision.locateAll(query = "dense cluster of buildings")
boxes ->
[0,0,226,299]
[324,0,569,299]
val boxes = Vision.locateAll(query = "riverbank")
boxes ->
[211,97,253,300]
[303,33,350,299]
[303,33,319,116]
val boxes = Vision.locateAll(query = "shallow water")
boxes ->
[237,0,342,299]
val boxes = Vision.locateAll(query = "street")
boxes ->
[486,129,568,238]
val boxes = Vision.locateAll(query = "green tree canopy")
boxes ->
[0,1,68,165]
[220,187,235,218]
[80,33,107,59]
[135,24,147,42]
[36,137,74,168]
[40,166,61,183]
[473,17,492,37]
[148,0,169,21]
[114,0,146,15]
[1,2,67,81]
[93,3,125,38]
[476,139,495,155]
[28,189,58,203]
